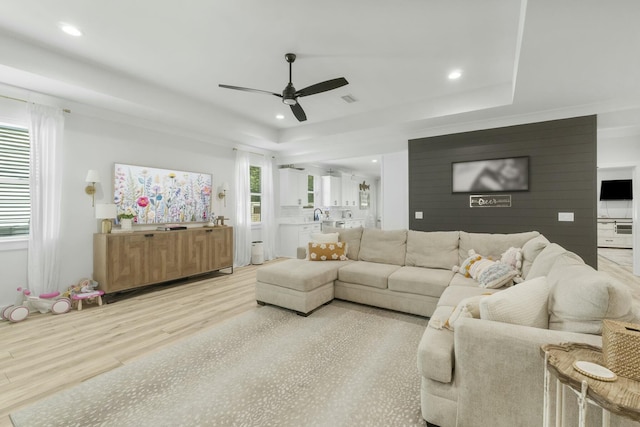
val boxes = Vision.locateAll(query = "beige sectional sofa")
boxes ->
[255,227,639,427]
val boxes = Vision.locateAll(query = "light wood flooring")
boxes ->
[0,261,284,426]
[1,256,639,426]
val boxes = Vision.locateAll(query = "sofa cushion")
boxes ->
[337,261,401,289]
[418,310,455,383]
[256,259,348,292]
[388,266,454,298]
[547,254,635,334]
[310,232,339,243]
[448,273,480,288]
[324,226,364,261]
[458,231,540,264]
[405,230,460,269]
[308,242,348,261]
[358,228,407,266]
[437,285,500,307]
[520,234,550,278]
[526,243,583,279]
[479,276,550,329]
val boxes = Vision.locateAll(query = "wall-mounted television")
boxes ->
[452,157,529,193]
[113,163,212,224]
[600,179,633,200]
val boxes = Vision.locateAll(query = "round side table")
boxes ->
[541,342,640,427]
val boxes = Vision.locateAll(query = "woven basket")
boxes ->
[602,319,640,381]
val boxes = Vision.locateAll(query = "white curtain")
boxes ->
[27,103,65,295]
[261,156,277,260]
[234,149,252,266]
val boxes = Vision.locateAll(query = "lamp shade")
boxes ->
[222,182,230,191]
[85,169,100,183]
[95,203,117,219]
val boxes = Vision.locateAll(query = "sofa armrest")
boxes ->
[453,317,603,427]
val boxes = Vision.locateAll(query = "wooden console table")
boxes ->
[93,226,233,294]
[541,343,640,427]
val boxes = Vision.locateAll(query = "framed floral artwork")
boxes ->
[113,163,212,224]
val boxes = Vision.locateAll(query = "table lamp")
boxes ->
[95,203,117,233]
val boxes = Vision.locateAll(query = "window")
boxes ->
[307,175,314,206]
[0,124,30,237]
[250,165,261,223]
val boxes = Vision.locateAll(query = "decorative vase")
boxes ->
[120,218,133,231]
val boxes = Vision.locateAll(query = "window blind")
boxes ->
[0,125,30,236]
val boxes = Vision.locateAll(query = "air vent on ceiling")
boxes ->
[341,94,358,104]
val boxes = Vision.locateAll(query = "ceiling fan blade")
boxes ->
[218,84,282,98]
[295,77,349,98]
[290,102,307,122]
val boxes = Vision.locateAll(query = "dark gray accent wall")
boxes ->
[408,115,597,267]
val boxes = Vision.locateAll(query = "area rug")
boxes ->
[11,300,428,427]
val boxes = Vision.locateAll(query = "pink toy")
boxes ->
[0,287,71,323]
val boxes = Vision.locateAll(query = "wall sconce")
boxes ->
[85,169,100,207]
[95,203,117,234]
[218,182,229,207]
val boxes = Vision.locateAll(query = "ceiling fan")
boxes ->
[219,53,348,122]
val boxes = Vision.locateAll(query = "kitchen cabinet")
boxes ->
[278,223,322,258]
[344,219,364,228]
[341,173,359,207]
[279,168,309,206]
[322,175,342,206]
[93,227,234,294]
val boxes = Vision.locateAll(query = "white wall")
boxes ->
[380,150,408,230]
[0,103,236,306]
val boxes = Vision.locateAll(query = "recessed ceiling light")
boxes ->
[448,70,462,80]
[59,23,82,37]
[275,114,285,120]
[372,159,378,163]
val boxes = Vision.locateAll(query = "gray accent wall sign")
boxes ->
[469,195,511,208]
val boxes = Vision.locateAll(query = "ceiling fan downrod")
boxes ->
[283,53,297,105]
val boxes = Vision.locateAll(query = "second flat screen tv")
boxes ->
[452,157,529,193]
[600,179,633,200]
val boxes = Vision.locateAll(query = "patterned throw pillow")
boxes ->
[453,250,483,277]
[478,263,518,289]
[453,249,517,288]
[308,242,348,261]
[500,247,523,275]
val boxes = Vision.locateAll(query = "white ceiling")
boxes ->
[1,0,640,177]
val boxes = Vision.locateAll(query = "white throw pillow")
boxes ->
[445,295,488,331]
[310,232,339,243]
[479,276,550,329]
[521,235,550,278]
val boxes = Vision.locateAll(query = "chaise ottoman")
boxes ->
[256,259,352,316]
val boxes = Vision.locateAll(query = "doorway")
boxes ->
[596,166,635,275]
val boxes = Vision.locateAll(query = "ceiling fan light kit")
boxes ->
[219,53,348,122]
